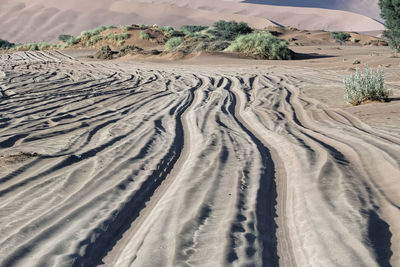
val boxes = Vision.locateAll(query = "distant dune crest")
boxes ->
[242,0,381,21]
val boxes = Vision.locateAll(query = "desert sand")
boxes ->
[0,0,384,43]
[0,44,399,266]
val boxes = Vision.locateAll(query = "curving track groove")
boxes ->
[0,51,399,267]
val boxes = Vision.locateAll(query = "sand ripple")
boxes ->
[0,51,399,266]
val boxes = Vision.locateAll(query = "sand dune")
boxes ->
[0,0,384,43]
[0,51,399,266]
[243,0,382,22]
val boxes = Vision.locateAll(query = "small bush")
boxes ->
[159,26,179,38]
[80,26,114,40]
[140,31,150,40]
[87,35,104,46]
[68,37,81,46]
[208,20,252,41]
[58,34,74,42]
[118,45,143,57]
[165,37,183,51]
[344,66,391,105]
[95,45,114,59]
[170,36,230,54]
[181,25,209,34]
[119,25,130,31]
[0,39,14,49]
[331,31,351,44]
[226,31,291,60]
[139,24,151,29]
[106,32,129,41]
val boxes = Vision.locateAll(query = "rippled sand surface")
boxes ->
[0,51,399,266]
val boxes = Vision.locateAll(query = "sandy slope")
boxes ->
[242,0,382,22]
[0,0,384,43]
[0,51,399,266]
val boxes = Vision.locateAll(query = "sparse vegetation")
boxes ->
[140,31,150,40]
[12,42,57,51]
[344,66,391,105]
[2,21,295,61]
[226,31,292,60]
[208,20,252,41]
[165,37,183,51]
[331,31,351,44]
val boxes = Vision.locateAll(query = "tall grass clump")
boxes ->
[159,26,179,38]
[165,37,183,51]
[331,31,351,44]
[139,24,151,29]
[208,20,252,41]
[168,36,230,54]
[226,31,291,60]
[87,35,104,46]
[344,66,391,105]
[140,31,150,40]
[106,32,129,41]
[119,25,130,31]
[80,25,114,39]
[66,36,81,46]
[181,25,209,36]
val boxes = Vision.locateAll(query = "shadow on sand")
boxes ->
[292,52,335,60]
[388,97,400,102]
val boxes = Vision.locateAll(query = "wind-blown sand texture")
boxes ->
[0,0,384,43]
[243,0,382,22]
[0,50,399,266]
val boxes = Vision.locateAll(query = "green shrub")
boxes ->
[170,36,230,54]
[58,34,74,42]
[344,66,391,105]
[106,32,129,41]
[140,31,150,40]
[331,31,351,44]
[95,45,114,59]
[0,39,14,49]
[165,37,183,51]
[208,20,252,41]
[87,35,104,46]
[139,24,151,29]
[66,36,81,46]
[159,26,179,38]
[181,25,209,34]
[226,31,291,60]
[118,25,129,31]
[80,26,114,39]
[118,45,143,57]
